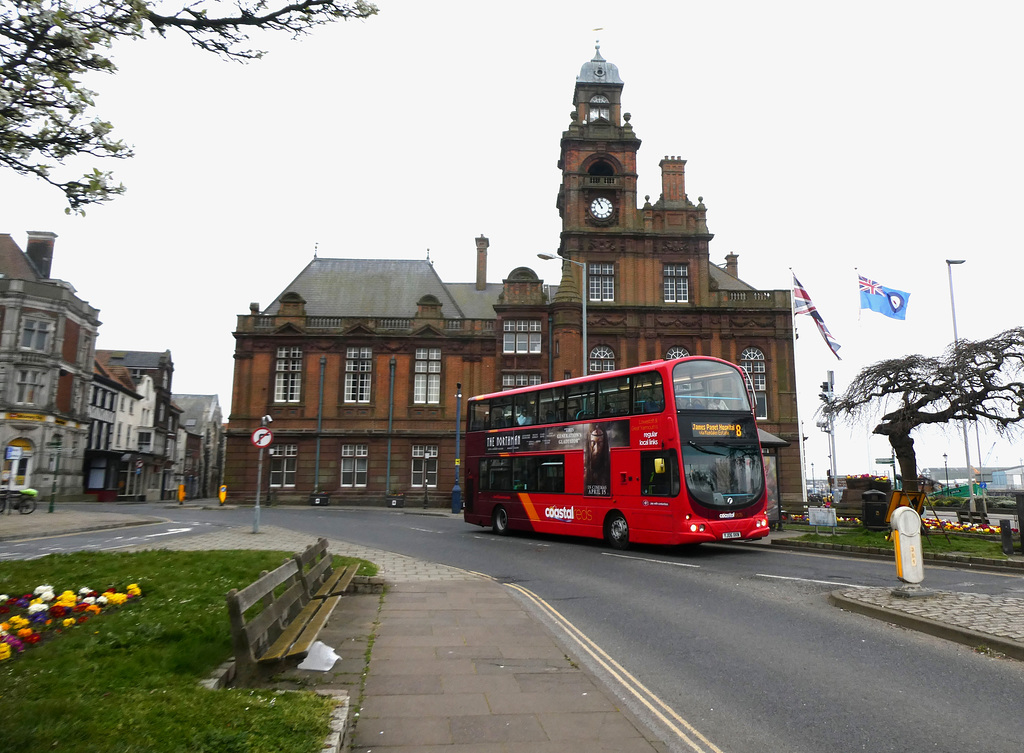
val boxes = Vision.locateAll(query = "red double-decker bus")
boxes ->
[462,357,769,549]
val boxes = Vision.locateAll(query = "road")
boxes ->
[7,502,1024,753]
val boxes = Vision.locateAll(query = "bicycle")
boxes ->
[0,489,38,514]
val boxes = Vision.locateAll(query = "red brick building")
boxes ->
[224,46,799,512]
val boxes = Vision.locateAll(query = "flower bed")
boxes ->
[922,517,1018,535]
[0,583,142,661]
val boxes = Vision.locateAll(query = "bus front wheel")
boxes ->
[492,506,510,536]
[604,512,629,550]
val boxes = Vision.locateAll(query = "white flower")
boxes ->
[0,595,8,604]
[28,603,48,614]
[96,595,109,605]
[34,585,53,596]
[40,591,54,602]
[82,596,96,605]
[79,587,92,596]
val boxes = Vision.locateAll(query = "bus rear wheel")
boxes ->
[492,506,510,536]
[604,512,629,550]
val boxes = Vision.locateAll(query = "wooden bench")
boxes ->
[294,537,360,600]
[225,539,358,685]
[956,509,991,526]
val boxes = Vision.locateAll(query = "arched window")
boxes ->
[589,345,615,373]
[740,347,767,419]
[665,346,690,360]
[588,94,610,122]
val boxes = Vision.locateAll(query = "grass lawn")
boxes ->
[789,526,1009,558]
[1,550,376,753]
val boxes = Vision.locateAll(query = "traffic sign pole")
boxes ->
[251,427,273,533]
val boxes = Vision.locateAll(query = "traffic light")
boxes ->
[819,381,832,403]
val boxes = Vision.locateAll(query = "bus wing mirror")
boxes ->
[654,458,665,474]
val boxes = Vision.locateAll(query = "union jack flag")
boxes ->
[793,274,841,360]
[859,275,882,295]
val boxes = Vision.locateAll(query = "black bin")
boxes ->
[387,494,405,508]
[309,493,330,507]
[861,489,888,530]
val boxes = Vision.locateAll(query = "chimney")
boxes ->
[475,235,489,291]
[659,157,687,204]
[25,231,57,279]
[725,253,738,278]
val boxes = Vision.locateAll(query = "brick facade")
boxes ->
[223,47,800,511]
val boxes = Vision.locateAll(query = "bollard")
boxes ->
[1000,519,1014,556]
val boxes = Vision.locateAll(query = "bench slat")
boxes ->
[314,563,358,599]
[287,595,341,658]
[232,560,299,614]
[259,598,321,663]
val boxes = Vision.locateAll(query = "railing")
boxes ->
[238,315,496,334]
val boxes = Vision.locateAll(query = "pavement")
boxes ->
[3,504,1024,753]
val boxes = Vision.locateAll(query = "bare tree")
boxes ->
[826,327,1024,492]
[1,0,378,212]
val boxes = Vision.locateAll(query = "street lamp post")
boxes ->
[943,453,949,490]
[537,253,587,376]
[47,435,62,513]
[452,382,462,514]
[946,259,977,513]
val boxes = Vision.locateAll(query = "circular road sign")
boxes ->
[251,427,274,448]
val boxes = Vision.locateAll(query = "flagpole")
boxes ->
[790,270,808,528]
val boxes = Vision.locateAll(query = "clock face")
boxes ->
[590,197,613,220]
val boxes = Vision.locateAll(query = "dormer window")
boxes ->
[588,95,610,122]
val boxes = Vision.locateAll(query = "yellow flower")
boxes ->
[127,584,142,597]
[0,644,10,661]
[62,618,76,628]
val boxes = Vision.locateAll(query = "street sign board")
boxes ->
[251,428,274,448]
[875,458,895,465]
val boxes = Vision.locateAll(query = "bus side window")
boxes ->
[598,375,630,417]
[468,401,489,431]
[566,384,595,420]
[632,372,664,414]
[492,400,513,428]
[538,386,565,424]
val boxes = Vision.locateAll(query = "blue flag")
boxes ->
[859,275,909,320]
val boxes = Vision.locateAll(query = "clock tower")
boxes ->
[556,43,641,246]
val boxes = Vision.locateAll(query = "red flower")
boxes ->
[73,603,88,613]
[25,633,41,644]
[50,605,67,618]
[76,615,89,624]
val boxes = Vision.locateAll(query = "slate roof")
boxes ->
[96,349,172,370]
[709,263,756,292]
[265,258,503,320]
[173,394,221,429]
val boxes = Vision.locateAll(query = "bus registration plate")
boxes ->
[722,531,741,539]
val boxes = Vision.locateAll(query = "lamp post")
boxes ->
[451,382,462,514]
[537,253,588,376]
[313,355,325,497]
[943,453,949,490]
[47,435,62,513]
[946,259,977,513]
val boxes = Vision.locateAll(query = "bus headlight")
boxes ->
[689,524,698,532]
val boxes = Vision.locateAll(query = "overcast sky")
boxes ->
[3,1,1022,481]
